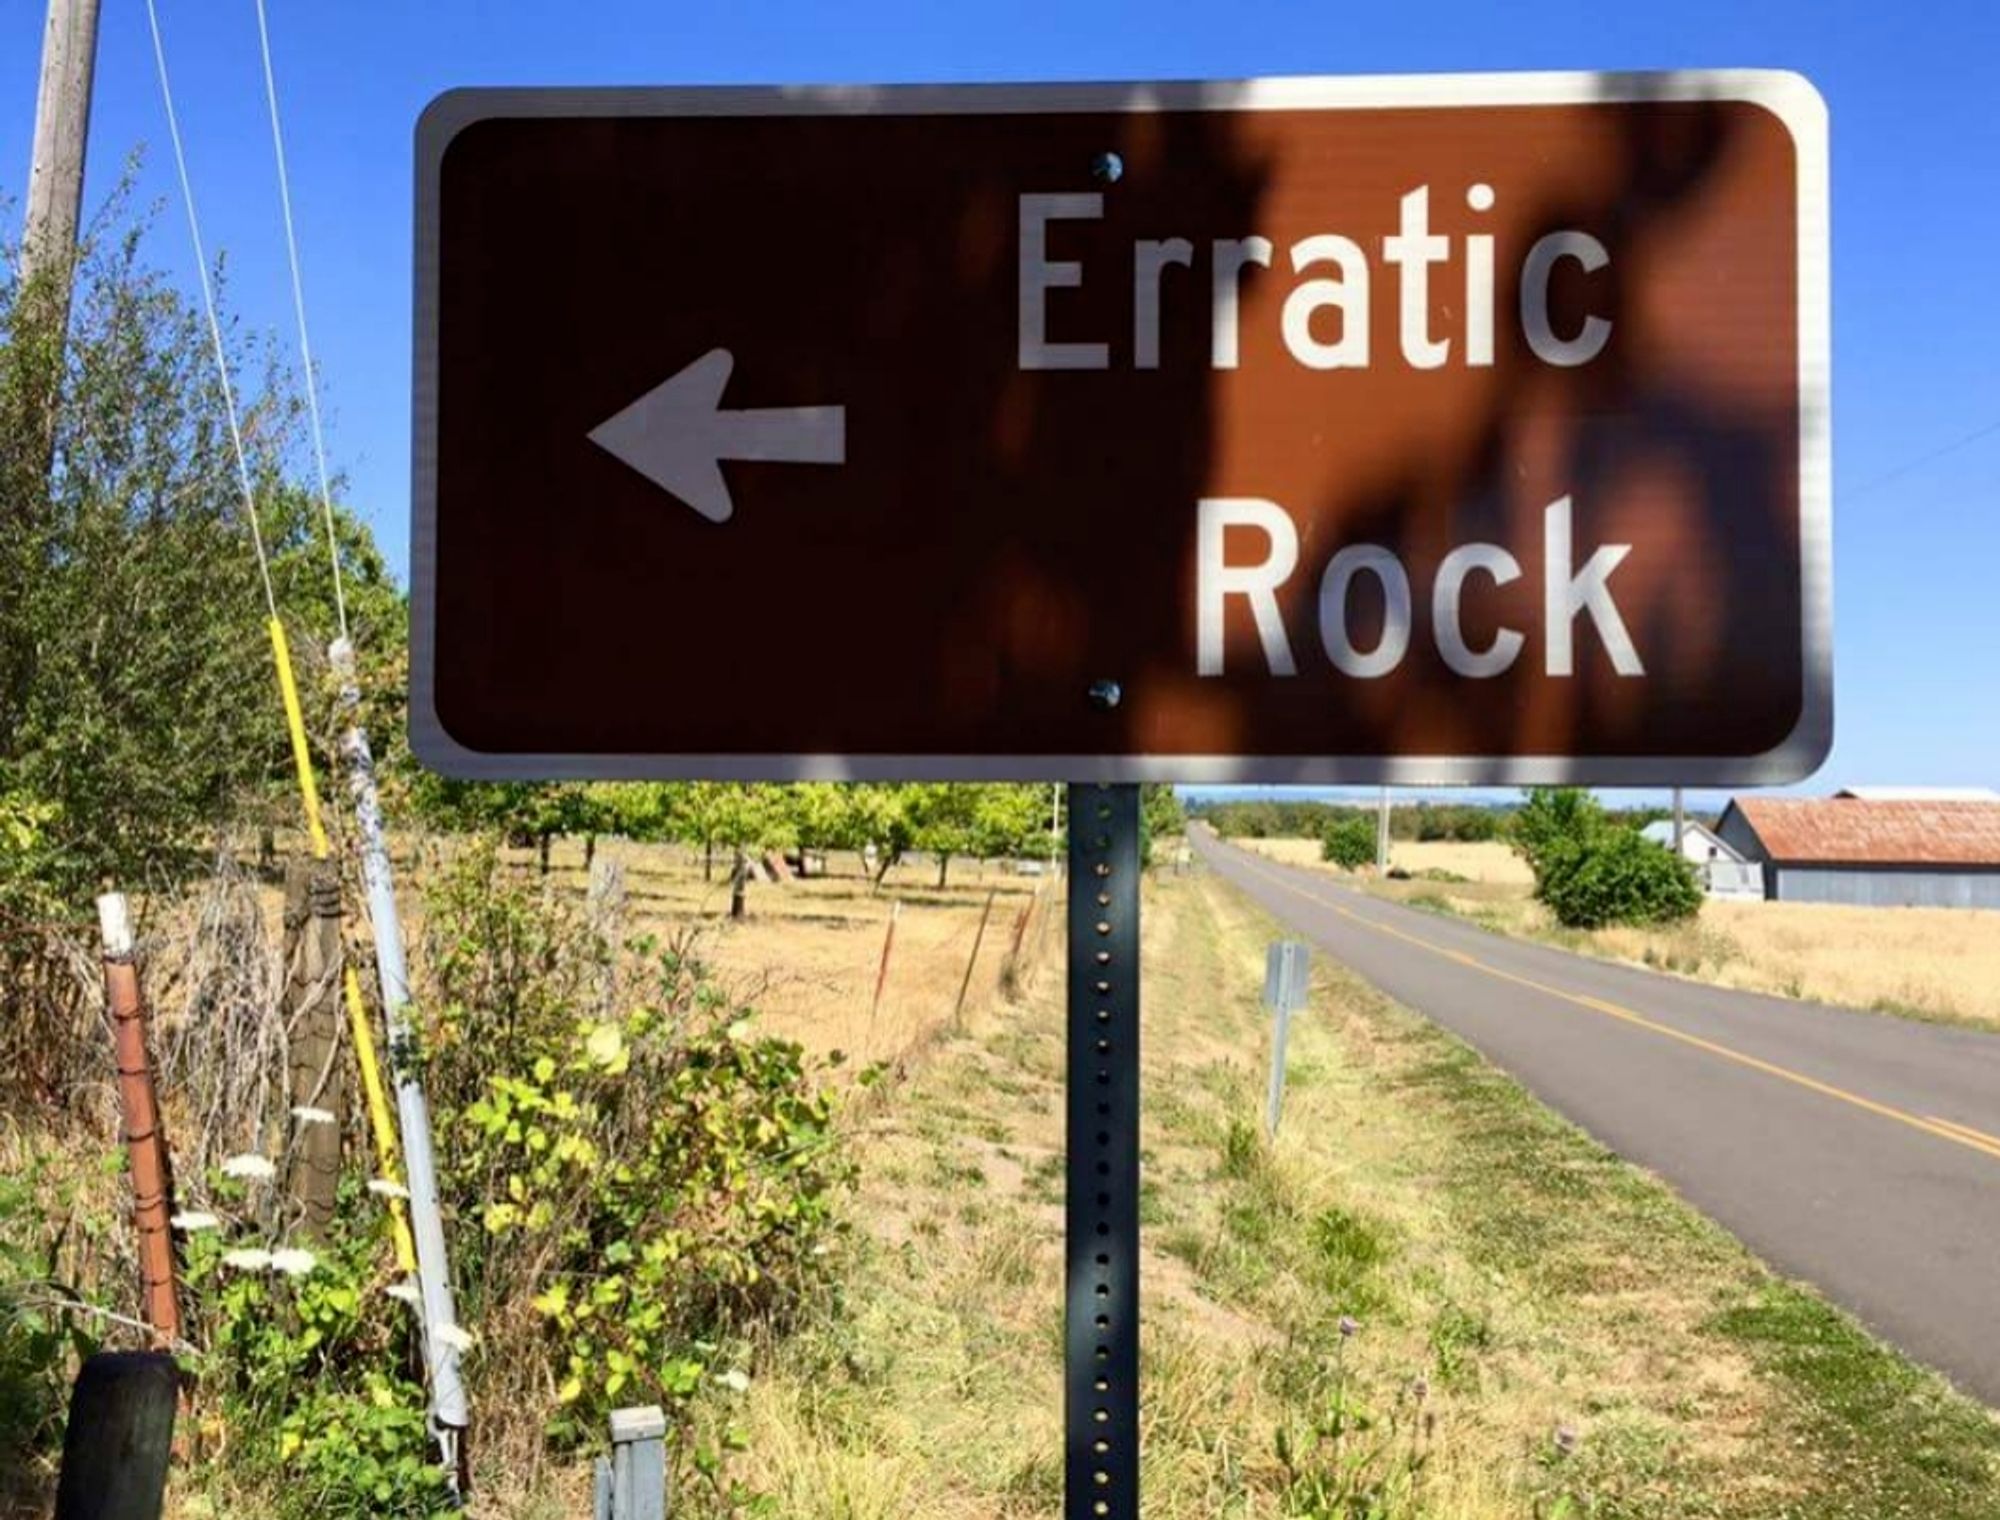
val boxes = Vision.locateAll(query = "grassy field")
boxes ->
[710,859,2000,1517]
[1236,837,2000,1028]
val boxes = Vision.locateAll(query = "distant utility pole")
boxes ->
[1376,785,1391,873]
[21,0,102,305]
[1049,782,1062,879]
[1672,787,1686,851]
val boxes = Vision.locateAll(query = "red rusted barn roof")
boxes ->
[1726,798,2000,867]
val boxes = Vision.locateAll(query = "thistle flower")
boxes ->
[1409,1374,1430,1403]
[221,1154,276,1182]
[1338,1315,1360,1339]
[221,1248,272,1271]
[1554,1424,1579,1457]
[170,1211,220,1233]
[291,1106,336,1126]
[269,1248,318,1277]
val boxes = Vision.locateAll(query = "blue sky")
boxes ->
[4,0,1996,804]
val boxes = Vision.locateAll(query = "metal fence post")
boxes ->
[95,895,180,1344]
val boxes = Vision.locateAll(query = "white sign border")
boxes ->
[410,68,1831,786]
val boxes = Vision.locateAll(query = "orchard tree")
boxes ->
[849,783,917,887]
[707,784,793,918]
[972,784,1046,864]
[785,783,858,877]
[904,784,982,888]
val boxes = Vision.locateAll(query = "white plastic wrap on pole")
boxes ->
[96,892,133,958]
[329,639,468,1436]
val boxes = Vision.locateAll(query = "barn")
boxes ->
[1714,794,2000,909]
[1639,819,1763,898]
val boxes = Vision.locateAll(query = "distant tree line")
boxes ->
[401,779,1187,892]
[1193,796,1676,845]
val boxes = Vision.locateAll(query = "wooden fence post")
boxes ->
[96,895,179,1344]
[280,858,346,1241]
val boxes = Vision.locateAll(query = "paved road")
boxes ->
[1194,828,2000,1403]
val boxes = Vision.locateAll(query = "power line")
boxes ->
[251,0,348,643]
[1852,417,2000,499]
[141,0,277,621]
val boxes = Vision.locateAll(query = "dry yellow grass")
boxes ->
[715,866,1997,1517]
[1236,836,1533,885]
[1241,835,2000,1027]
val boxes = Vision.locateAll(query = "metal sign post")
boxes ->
[1066,783,1141,1517]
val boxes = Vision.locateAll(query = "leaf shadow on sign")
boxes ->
[1082,73,1816,775]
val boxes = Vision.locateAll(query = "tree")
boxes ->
[971,785,1045,864]
[1508,787,1605,879]
[848,784,917,888]
[785,783,858,877]
[0,191,401,904]
[903,784,981,888]
[705,785,792,918]
[1321,815,1375,870]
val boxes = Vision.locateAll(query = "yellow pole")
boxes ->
[269,616,416,1272]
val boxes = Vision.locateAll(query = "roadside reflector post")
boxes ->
[594,1405,668,1520]
[1067,783,1140,1519]
[1264,941,1309,1136]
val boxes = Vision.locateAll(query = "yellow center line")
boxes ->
[1223,847,2000,1169]
[1927,1115,2000,1156]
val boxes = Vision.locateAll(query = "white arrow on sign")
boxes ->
[586,349,845,523]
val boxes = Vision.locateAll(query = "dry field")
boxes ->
[715,863,2000,1517]
[1239,836,2000,1027]
[510,838,1051,1066]
[198,834,1053,1072]
[1238,836,1534,886]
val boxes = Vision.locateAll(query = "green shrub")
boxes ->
[0,1146,105,1504]
[179,1185,452,1520]
[1321,817,1376,870]
[420,840,852,1453]
[1537,831,1702,930]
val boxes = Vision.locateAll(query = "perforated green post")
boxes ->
[1066,783,1141,1518]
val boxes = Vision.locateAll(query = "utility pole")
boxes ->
[1376,785,1392,873]
[21,0,102,305]
[1672,786,1686,852]
[19,0,102,475]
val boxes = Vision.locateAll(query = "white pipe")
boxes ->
[330,639,468,1457]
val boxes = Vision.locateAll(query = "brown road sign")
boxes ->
[411,72,1829,784]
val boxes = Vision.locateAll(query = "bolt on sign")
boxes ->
[411,71,1830,785]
